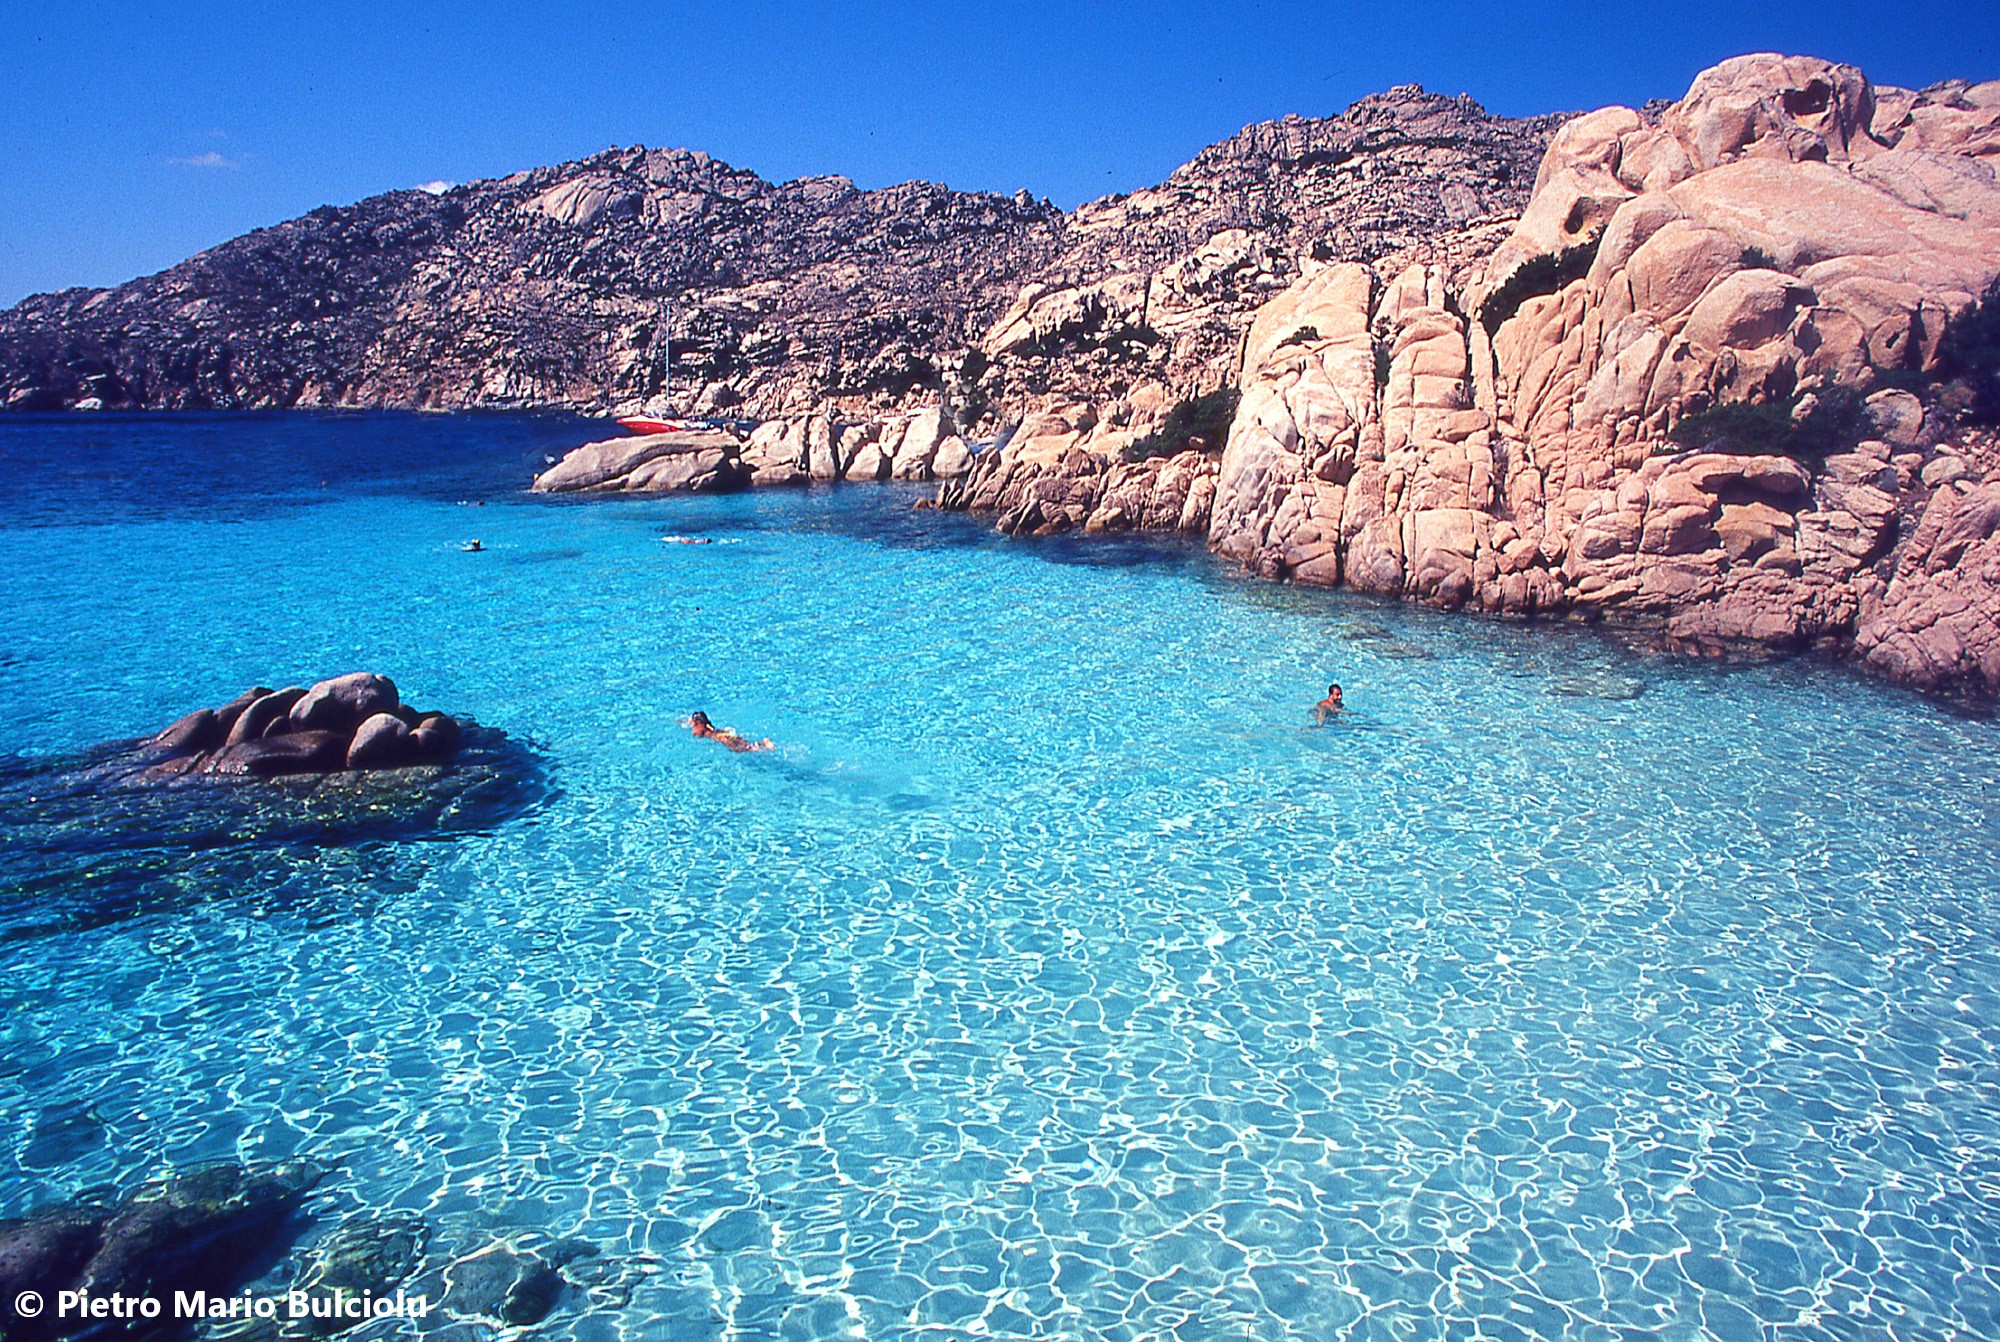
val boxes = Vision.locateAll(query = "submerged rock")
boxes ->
[285,1213,430,1337]
[0,689,547,941]
[1550,672,1649,701]
[419,1234,603,1333]
[0,1162,324,1342]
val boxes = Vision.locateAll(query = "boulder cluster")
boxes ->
[530,407,979,493]
[147,673,463,777]
[938,445,1218,536]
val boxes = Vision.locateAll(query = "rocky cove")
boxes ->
[8,55,2000,702]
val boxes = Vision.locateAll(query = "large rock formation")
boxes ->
[0,155,1061,419]
[961,88,1562,438]
[1196,55,2000,699]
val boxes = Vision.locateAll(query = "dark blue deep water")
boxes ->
[2,413,1998,1340]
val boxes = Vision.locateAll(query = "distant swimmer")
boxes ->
[663,535,714,545]
[463,539,484,552]
[1313,682,1344,724]
[686,711,773,753]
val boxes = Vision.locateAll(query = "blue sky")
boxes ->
[3,0,1997,306]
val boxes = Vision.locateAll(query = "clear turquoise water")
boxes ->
[2,414,1999,1340]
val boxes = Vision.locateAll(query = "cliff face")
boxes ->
[965,89,1562,440]
[0,90,1559,425]
[1201,55,2000,698]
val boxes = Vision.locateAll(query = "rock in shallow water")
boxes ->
[148,674,463,779]
[0,717,548,942]
[0,1162,325,1342]
[285,1213,430,1337]
[344,711,410,769]
[530,429,751,494]
[153,707,219,755]
[209,729,351,777]
[225,687,307,747]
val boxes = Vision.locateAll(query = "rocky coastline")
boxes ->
[7,56,2000,701]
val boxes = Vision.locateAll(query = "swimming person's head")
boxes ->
[690,712,713,729]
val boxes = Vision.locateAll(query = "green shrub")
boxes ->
[1130,388,1240,458]
[1478,244,1598,336]
[1667,389,1862,464]
[1934,277,2000,423]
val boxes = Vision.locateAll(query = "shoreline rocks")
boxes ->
[522,54,1999,705]
[945,54,1997,706]
[9,49,1993,702]
[938,443,1217,537]
[529,428,751,494]
[530,409,982,495]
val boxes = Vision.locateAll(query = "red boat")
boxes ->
[615,415,685,435]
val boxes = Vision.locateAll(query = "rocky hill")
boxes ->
[0,88,1560,427]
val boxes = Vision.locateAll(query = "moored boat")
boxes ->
[615,415,685,436]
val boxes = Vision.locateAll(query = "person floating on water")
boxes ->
[1313,682,1344,724]
[463,539,484,552]
[663,535,713,545]
[685,711,773,753]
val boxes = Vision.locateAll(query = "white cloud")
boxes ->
[168,150,240,169]
[416,180,454,195]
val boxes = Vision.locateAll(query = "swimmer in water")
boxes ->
[686,711,773,753]
[463,539,484,552]
[1313,682,1344,724]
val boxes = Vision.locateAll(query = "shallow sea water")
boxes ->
[2,413,1999,1341]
